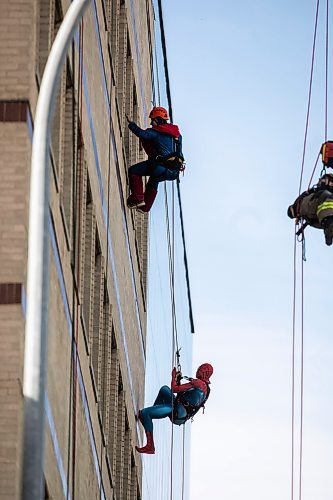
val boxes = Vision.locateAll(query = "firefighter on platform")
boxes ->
[126,106,184,212]
[288,142,333,246]
[135,363,213,455]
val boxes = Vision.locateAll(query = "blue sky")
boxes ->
[161,1,333,498]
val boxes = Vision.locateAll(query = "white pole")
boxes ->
[21,1,90,498]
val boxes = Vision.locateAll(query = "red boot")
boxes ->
[127,174,145,208]
[137,186,157,213]
[135,431,155,454]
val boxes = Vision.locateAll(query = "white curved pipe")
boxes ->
[22,1,90,498]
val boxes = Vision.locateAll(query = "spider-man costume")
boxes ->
[136,363,213,454]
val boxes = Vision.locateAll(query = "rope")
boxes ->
[298,0,320,196]
[157,0,195,333]
[298,242,305,500]
[153,3,189,497]
[181,425,186,500]
[325,0,329,141]
[164,182,177,500]
[291,2,325,494]
[291,227,305,500]
[291,231,297,500]
[307,150,321,189]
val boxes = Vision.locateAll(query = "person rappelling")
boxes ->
[288,141,333,245]
[125,106,185,212]
[135,363,213,455]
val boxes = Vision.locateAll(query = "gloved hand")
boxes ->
[287,204,296,219]
[172,367,182,384]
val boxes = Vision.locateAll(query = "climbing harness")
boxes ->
[173,382,210,425]
[171,351,212,425]
[155,151,185,171]
[154,136,185,171]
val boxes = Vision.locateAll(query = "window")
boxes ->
[131,454,139,500]
[81,178,96,348]
[37,0,62,81]
[115,373,125,500]
[117,6,129,131]
[90,233,104,396]
[106,0,120,81]
[107,338,120,478]
[98,299,113,442]
[60,62,75,246]
[122,416,132,499]
[37,0,64,181]
[124,47,133,163]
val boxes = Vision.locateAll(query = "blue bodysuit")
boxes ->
[140,374,207,433]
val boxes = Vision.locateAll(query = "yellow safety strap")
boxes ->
[317,201,333,214]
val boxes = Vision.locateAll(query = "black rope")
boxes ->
[157,0,195,333]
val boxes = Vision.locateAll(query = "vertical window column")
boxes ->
[131,87,139,164]
[122,421,132,500]
[81,194,96,345]
[107,344,120,479]
[117,3,128,131]
[50,68,64,180]
[130,455,138,500]
[99,301,113,440]
[60,63,75,246]
[108,0,120,82]
[49,0,64,179]
[90,237,105,396]
[124,51,133,164]
[37,0,51,79]
[115,379,126,500]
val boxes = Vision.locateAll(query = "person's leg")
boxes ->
[153,385,174,406]
[127,161,152,208]
[129,161,152,176]
[138,165,179,213]
[136,386,174,454]
[316,190,333,245]
[139,386,174,432]
[149,165,179,184]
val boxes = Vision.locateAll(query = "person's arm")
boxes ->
[287,190,313,219]
[128,121,156,140]
[171,368,206,394]
[177,134,183,154]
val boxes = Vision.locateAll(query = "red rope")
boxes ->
[325,0,329,141]
[298,242,305,500]
[291,231,297,500]
[293,3,331,499]
[291,229,306,500]
[307,150,321,189]
[298,0,320,196]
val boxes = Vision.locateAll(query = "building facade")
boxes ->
[0,0,154,497]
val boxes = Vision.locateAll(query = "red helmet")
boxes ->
[196,363,213,382]
[149,106,169,120]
